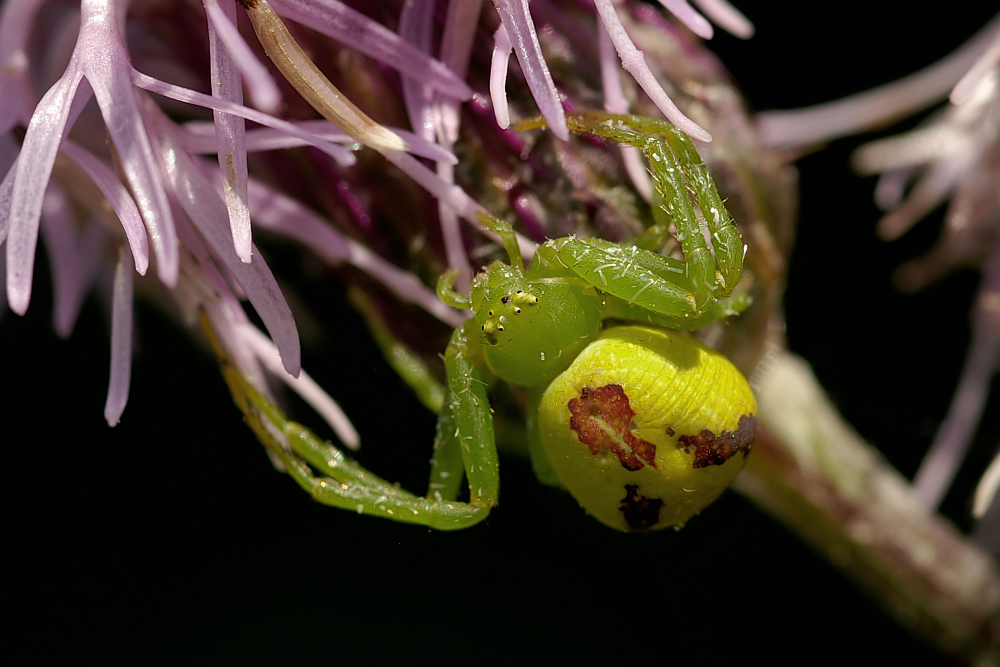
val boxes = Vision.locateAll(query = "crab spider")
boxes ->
[215,113,756,531]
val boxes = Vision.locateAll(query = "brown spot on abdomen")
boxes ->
[677,414,756,468]
[619,484,662,530]
[568,384,657,471]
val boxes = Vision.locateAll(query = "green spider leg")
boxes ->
[201,312,488,530]
[425,211,534,509]
[532,113,747,328]
[425,326,500,509]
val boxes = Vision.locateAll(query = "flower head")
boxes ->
[0,0,760,430]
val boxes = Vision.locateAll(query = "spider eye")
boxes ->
[488,310,494,317]
[515,308,522,314]
[501,296,509,304]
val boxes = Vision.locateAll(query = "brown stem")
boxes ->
[741,349,1000,665]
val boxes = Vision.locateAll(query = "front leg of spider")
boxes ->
[425,326,499,513]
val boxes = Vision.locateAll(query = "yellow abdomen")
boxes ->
[538,325,756,531]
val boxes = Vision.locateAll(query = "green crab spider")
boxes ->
[215,112,757,531]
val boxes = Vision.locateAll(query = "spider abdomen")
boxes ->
[537,325,756,531]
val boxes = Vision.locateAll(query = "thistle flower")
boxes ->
[0,0,760,431]
[6,2,1000,664]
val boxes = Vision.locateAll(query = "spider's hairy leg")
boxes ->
[564,113,744,308]
[643,133,717,311]
[603,288,751,330]
[436,268,472,310]
[426,326,500,512]
[662,129,743,292]
[202,312,487,530]
[534,237,707,329]
[477,211,525,274]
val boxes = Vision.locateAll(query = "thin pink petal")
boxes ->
[206,0,253,264]
[435,1,483,289]
[39,184,107,337]
[490,24,513,130]
[691,0,754,39]
[7,56,86,315]
[436,161,472,294]
[594,0,711,142]
[0,0,47,133]
[437,0,483,144]
[243,172,466,328]
[204,0,282,113]
[149,104,301,376]
[875,154,974,241]
[658,0,713,40]
[60,140,149,275]
[104,243,135,426]
[951,34,1000,105]
[179,119,456,163]
[239,323,360,450]
[131,70,357,167]
[78,0,178,287]
[598,17,652,201]
[381,149,536,261]
[0,157,16,246]
[492,0,569,140]
[399,0,436,143]
[268,0,473,100]
[913,250,1000,509]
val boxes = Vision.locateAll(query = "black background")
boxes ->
[3,2,998,664]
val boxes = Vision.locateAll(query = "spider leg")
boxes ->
[426,326,501,510]
[561,112,745,311]
[204,312,488,530]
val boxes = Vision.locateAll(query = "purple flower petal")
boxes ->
[147,102,301,377]
[7,56,86,314]
[437,0,482,144]
[594,0,711,142]
[914,250,1000,509]
[268,0,473,100]
[179,119,456,164]
[0,0,47,134]
[60,140,149,275]
[492,0,569,140]
[597,16,651,200]
[244,173,466,329]
[239,323,360,450]
[206,0,253,264]
[399,0,436,143]
[691,0,754,39]
[131,70,358,167]
[658,0,713,40]
[490,24,513,130]
[78,0,178,287]
[39,184,108,337]
[204,0,282,113]
[0,157,16,246]
[757,14,1000,149]
[104,243,135,426]
[381,149,536,261]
